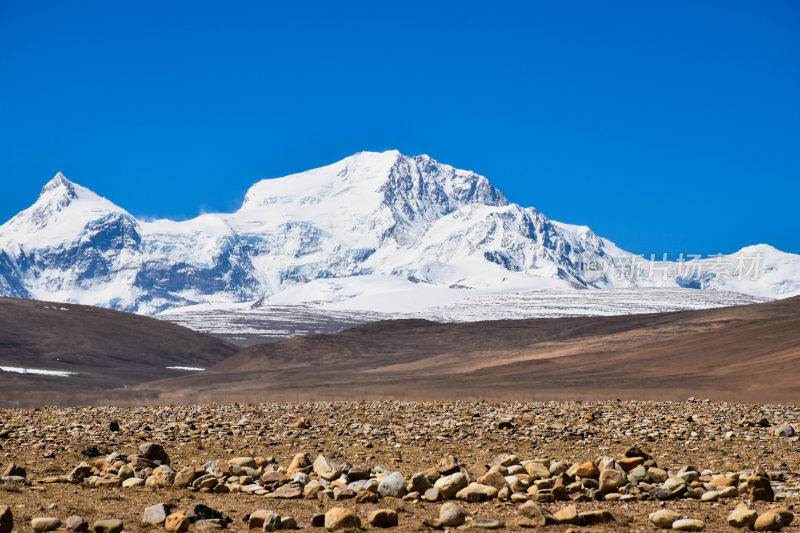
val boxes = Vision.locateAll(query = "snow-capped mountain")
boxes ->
[1,150,798,314]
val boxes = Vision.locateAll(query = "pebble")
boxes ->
[727,505,758,528]
[31,517,61,532]
[472,518,504,529]
[143,503,170,525]
[748,472,775,501]
[439,502,465,527]
[754,508,794,531]
[92,520,123,533]
[553,505,579,525]
[368,509,398,528]
[65,515,88,532]
[164,513,190,533]
[248,510,280,530]
[672,518,705,531]
[377,471,407,498]
[313,455,340,481]
[2,401,800,532]
[517,501,552,527]
[700,490,719,502]
[324,508,360,530]
[456,483,499,502]
[434,472,468,498]
[650,509,681,529]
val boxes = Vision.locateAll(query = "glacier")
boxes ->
[1,150,799,315]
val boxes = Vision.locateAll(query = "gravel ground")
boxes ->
[0,401,798,532]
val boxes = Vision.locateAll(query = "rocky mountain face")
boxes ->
[1,151,798,314]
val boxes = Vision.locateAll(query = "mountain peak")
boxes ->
[41,172,76,196]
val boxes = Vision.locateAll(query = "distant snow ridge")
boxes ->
[0,151,798,314]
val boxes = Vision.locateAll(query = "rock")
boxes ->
[66,515,88,532]
[771,423,796,437]
[143,503,171,525]
[434,472,468,499]
[650,510,681,529]
[490,453,517,468]
[280,516,297,530]
[304,482,323,499]
[409,472,434,493]
[260,471,288,486]
[517,501,552,527]
[333,487,355,500]
[313,455,340,481]
[701,490,719,502]
[0,507,12,533]
[348,478,378,493]
[574,461,599,478]
[468,461,490,479]
[439,503,465,527]
[524,462,550,479]
[122,477,144,488]
[287,453,311,474]
[754,508,793,531]
[164,514,189,533]
[617,456,645,471]
[727,505,757,528]
[148,466,176,487]
[477,470,508,490]
[424,487,441,501]
[228,456,256,469]
[2,463,25,478]
[437,454,460,475]
[173,466,196,487]
[31,517,61,532]
[378,471,407,498]
[355,490,379,504]
[368,509,398,528]
[195,520,226,532]
[599,469,626,493]
[748,472,775,501]
[295,417,311,429]
[624,444,651,459]
[629,465,650,483]
[455,483,499,502]
[270,484,303,499]
[68,463,92,483]
[579,510,615,526]
[139,442,170,465]
[554,505,580,525]
[311,514,325,528]
[248,510,279,531]
[473,518,504,529]
[672,519,705,531]
[648,467,669,483]
[324,508,361,530]
[711,475,738,487]
[347,464,371,481]
[92,520,123,533]
[262,512,281,532]
[106,420,120,431]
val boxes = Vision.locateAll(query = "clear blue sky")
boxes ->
[1,1,798,256]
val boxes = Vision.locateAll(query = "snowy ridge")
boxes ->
[1,151,799,314]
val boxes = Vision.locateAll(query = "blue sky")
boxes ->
[1,1,798,256]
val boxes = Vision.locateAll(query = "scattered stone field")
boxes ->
[0,401,798,532]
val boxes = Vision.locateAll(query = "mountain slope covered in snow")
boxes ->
[1,150,798,314]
